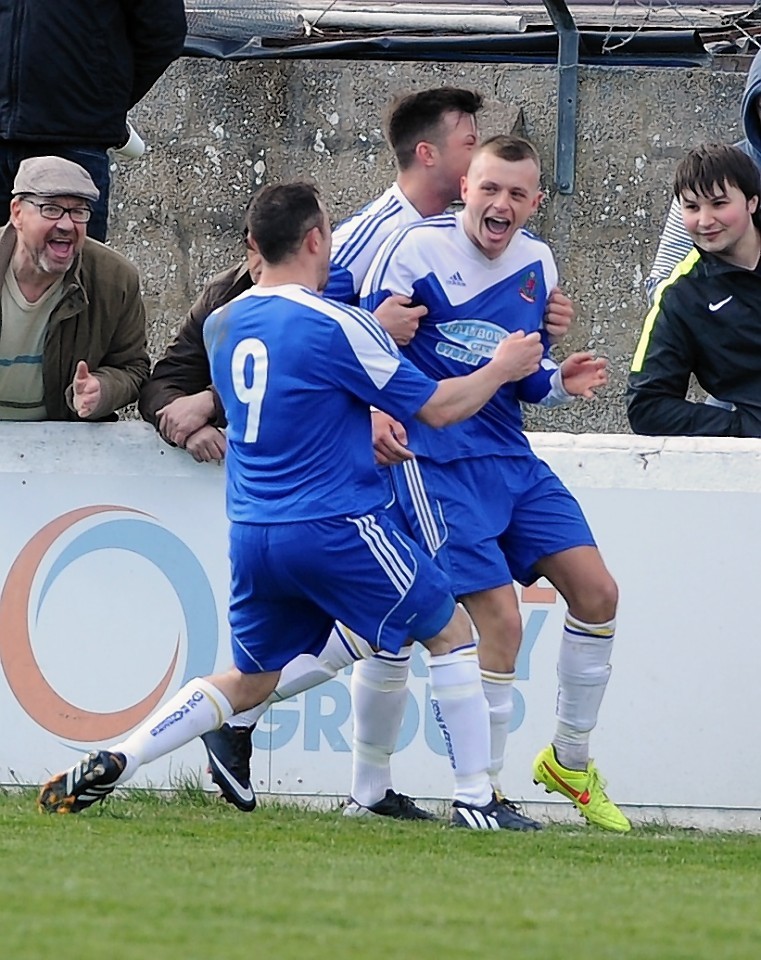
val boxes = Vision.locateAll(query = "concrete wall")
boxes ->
[109,56,748,432]
[4,422,761,827]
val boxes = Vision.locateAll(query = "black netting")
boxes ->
[182,2,716,64]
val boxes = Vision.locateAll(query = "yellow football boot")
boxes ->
[533,744,631,833]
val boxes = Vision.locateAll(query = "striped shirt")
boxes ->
[645,197,693,304]
[0,271,64,420]
[325,183,422,304]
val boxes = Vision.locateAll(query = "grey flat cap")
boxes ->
[12,156,100,203]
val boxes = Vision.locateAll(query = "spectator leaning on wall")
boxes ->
[0,156,149,421]
[0,0,187,242]
[628,143,761,437]
[139,227,262,464]
[644,47,761,302]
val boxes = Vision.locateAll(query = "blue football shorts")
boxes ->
[227,512,455,673]
[391,453,596,594]
[385,458,448,559]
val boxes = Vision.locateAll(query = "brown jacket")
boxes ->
[139,261,253,431]
[0,224,149,420]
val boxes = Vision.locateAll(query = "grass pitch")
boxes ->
[2,788,760,960]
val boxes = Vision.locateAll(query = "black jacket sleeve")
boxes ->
[626,297,747,436]
[139,286,224,431]
[139,264,254,433]
[122,0,187,107]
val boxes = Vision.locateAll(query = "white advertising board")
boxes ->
[1,423,760,823]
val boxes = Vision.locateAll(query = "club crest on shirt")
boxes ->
[519,270,538,303]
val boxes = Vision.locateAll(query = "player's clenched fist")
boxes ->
[491,330,543,381]
[373,294,427,346]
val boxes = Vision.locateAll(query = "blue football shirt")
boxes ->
[325,183,422,304]
[204,283,437,523]
[361,212,560,462]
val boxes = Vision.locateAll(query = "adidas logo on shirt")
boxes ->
[446,271,466,287]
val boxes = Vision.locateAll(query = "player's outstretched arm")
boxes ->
[418,331,542,428]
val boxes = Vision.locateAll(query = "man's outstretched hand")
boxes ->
[72,361,102,419]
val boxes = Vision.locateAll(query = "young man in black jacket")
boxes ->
[628,143,761,437]
[0,0,186,241]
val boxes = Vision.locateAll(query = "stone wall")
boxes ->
[110,56,747,431]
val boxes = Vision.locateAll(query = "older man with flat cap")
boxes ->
[0,156,149,421]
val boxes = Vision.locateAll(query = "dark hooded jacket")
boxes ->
[738,51,761,170]
[139,263,254,433]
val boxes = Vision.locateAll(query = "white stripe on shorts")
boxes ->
[349,514,414,596]
[401,459,445,556]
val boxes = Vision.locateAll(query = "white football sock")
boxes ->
[553,614,615,771]
[427,644,492,806]
[110,677,233,783]
[349,650,410,807]
[226,624,372,729]
[481,669,515,792]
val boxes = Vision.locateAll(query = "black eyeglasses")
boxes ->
[22,199,92,223]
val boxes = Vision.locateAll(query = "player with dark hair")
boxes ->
[326,86,484,313]
[139,87,497,817]
[384,87,485,170]
[38,180,554,831]
[202,91,572,824]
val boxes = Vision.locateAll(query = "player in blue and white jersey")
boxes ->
[324,86,483,352]
[362,204,563,464]
[326,87,480,304]
[325,90,572,824]
[193,89,575,822]
[201,92,574,824]
[38,181,550,830]
[202,87,541,821]
[361,135,631,833]
[201,87,489,819]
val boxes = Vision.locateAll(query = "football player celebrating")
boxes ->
[360,135,629,833]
